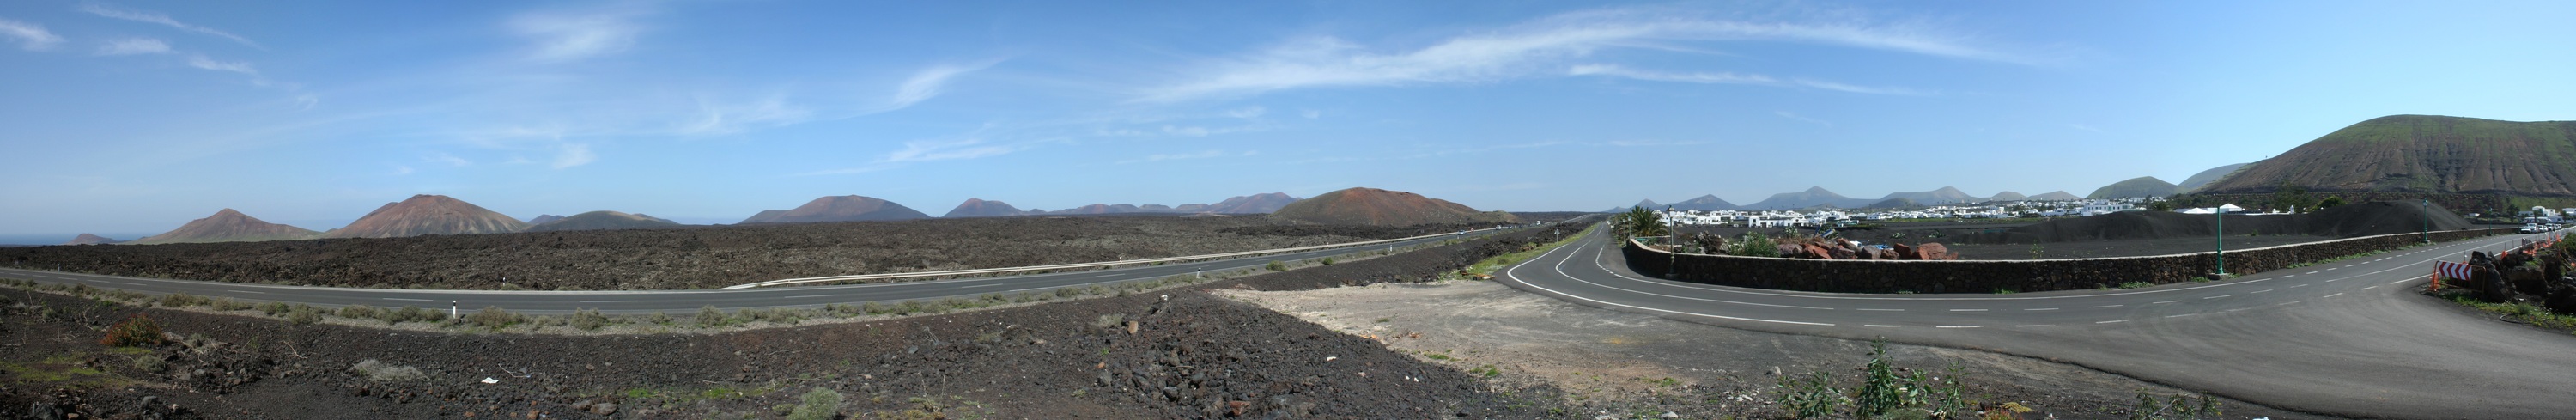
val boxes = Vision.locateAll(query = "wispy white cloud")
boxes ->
[511,8,647,62]
[1116,149,1255,164]
[94,37,170,55]
[1226,106,1267,119]
[185,54,255,74]
[392,165,415,175]
[675,95,812,136]
[881,138,1018,163]
[77,3,259,48]
[1775,111,1832,126]
[1139,6,2029,101]
[870,61,999,113]
[551,143,595,169]
[426,152,472,167]
[1571,64,1929,95]
[0,18,64,51]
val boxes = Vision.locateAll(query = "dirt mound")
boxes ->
[738,195,930,224]
[521,210,680,232]
[1964,201,2470,244]
[133,209,320,244]
[1272,187,1517,227]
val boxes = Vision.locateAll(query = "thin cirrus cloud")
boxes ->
[1567,64,1929,95]
[76,3,261,48]
[511,8,646,62]
[1135,6,2029,102]
[864,60,1001,114]
[94,37,171,55]
[1117,149,1255,165]
[795,137,1025,176]
[0,18,64,51]
[185,54,255,74]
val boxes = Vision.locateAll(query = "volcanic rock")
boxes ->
[324,195,529,239]
[133,209,321,244]
[738,195,930,224]
[1205,192,1299,214]
[2201,115,2576,196]
[1916,243,1956,260]
[63,234,119,245]
[942,198,1028,218]
[1270,187,1519,227]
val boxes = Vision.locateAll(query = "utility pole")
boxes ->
[2215,204,2229,277]
[1666,204,1678,279]
[2422,199,2432,244]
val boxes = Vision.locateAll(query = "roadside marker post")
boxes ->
[450,301,459,320]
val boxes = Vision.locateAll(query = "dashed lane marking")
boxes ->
[2166,313,2196,318]
[1949,309,1987,312]
[2324,293,2346,298]
[2253,289,2274,294]
[2097,320,2128,324]
[1935,326,1980,328]
[2203,295,2231,299]
[2089,305,2123,308]
[2292,283,2311,288]
[2152,301,2181,304]
[1865,325,1900,328]
[1857,308,1904,312]
[2363,285,2379,290]
[2026,307,2058,311]
[2015,325,2051,327]
[578,300,636,303]
[785,295,836,299]
[383,298,431,301]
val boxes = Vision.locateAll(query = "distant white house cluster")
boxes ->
[1653,198,2203,228]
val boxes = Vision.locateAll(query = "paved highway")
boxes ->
[0,227,1511,315]
[1501,225,2576,418]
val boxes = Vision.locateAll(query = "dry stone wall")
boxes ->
[1624,228,2514,294]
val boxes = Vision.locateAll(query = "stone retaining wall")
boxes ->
[1622,228,2516,294]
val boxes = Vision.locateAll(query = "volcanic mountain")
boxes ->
[1272,187,1519,227]
[63,234,119,245]
[524,211,682,232]
[1741,186,1877,210]
[1670,195,1735,211]
[133,209,320,244]
[1985,192,2029,202]
[2200,115,2576,196]
[1204,192,1299,214]
[2087,176,2181,199]
[738,195,930,224]
[2028,191,2083,201]
[325,195,530,239]
[1879,186,1978,205]
[2175,162,2251,192]
[942,198,1030,218]
[526,215,567,225]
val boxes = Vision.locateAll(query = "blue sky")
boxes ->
[3,1,2573,240]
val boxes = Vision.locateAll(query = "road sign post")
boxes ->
[2215,206,2227,276]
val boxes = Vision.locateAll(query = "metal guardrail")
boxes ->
[719,226,1516,289]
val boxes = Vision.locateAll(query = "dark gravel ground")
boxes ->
[0,216,1498,291]
[0,221,1590,419]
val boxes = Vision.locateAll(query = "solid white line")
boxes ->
[382,298,431,301]
[2097,320,2128,324]
[118,282,145,286]
[784,295,836,299]
[961,283,1006,288]
[2292,283,2310,288]
[2252,289,2273,294]
[579,300,636,303]
[1857,308,1905,312]
[2391,279,2412,284]
[2089,304,2123,308]
[2363,285,2379,290]
[2014,325,2051,327]
[1504,232,1835,326]
[2152,300,2181,304]
[1865,325,1900,327]
[1948,308,1988,312]
[2166,313,2196,318]
[228,290,264,295]
[1093,274,1121,277]
[2203,295,2230,299]
[1935,326,1980,328]
[1007,287,1054,293]
[2324,293,2345,298]
[2025,307,2058,311]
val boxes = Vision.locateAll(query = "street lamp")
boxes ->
[2215,204,2229,277]
[2422,199,2432,244]
[1665,204,1678,279]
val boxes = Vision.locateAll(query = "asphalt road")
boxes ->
[0,228,1510,315]
[1501,225,2576,418]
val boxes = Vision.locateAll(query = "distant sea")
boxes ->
[0,233,156,247]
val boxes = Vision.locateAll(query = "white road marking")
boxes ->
[578,300,635,303]
[383,298,432,301]
[2306,271,2319,274]
[1504,236,1835,326]
[1857,308,1905,312]
[2166,313,2196,318]
[1948,308,1988,312]
[2097,320,2128,324]
[2025,307,2058,311]
[785,295,836,299]
[228,290,264,295]
[2253,289,2273,294]
[2015,325,2052,327]
[2203,295,2230,299]
[2281,275,2297,278]
[1094,274,1121,277]
[2089,304,2123,308]
[2363,285,2379,290]
[2324,293,2345,298]
[2152,301,2181,304]
[1935,326,1980,328]
[961,283,1006,288]
[2293,283,2311,288]
[1865,325,1900,328]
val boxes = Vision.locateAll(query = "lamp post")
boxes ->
[1666,205,1678,279]
[2422,199,2431,244]
[2215,204,2228,276]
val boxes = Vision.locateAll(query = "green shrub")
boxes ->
[286,304,324,325]
[2129,390,2221,420]
[1774,370,1844,418]
[159,292,210,307]
[1728,233,1781,258]
[1266,260,1286,271]
[648,311,672,325]
[570,308,611,331]
[696,305,727,328]
[1092,313,1126,329]
[100,313,167,347]
[210,297,252,311]
[1319,257,1335,265]
[465,306,519,329]
[351,359,428,382]
[131,354,167,374]
[783,387,845,420]
[337,304,381,320]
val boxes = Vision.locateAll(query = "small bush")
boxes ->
[1092,313,1126,329]
[783,387,846,420]
[159,292,210,307]
[1266,260,1287,271]
[100,313,167,347]
[696,305,727,328]
[379,305,442,325]
[131,355,167,374]
[570,308,611,331]
[648,311,673,325]
[286,304,324,325]
[1054,287,1081,298]
[465,306,519,329]
[337,304,381,320]
[210,297,252,311]
[351,359,428,382]
[1319,257,1335,265]
[258,302,291,316]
